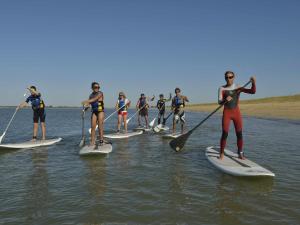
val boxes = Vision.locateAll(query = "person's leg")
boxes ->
[40,110,46,140]
[145,115,149,128]
[233,109,244,159]
[117,114,122,132]
[172,115,176,133]
[41,123,46,140]
[138,113,142,127]
[220,110,231,159]
[180,111,185,134]
[123,113,128,133]
[158,112,162,124]
[90,113,97,146]
[32,110,39,141]
[97,112,105,143]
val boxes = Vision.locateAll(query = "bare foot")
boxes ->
[238,153,246,160]
[219,153,224,160]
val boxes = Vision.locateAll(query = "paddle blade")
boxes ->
[169,132,191,152]
[79,138,85,148]
[153,124,162,133]
[0,134,4,144]
[126,118,131,124]
[149,118,156,127]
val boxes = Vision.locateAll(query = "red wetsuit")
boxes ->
[218,83,256,154]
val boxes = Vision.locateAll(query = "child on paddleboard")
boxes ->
[218,71,256,160]
[116,92,131,133]
[82,82,105,147]
[18,86,46,141]
[172,87,189,134]
[136,94,155,129]
[157,93,172,125]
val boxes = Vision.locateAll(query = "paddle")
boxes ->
[79,107,88,147]
[126,104,147,124]
[0,93,26,144]
[169,80,252,152]
[149,117,156,128]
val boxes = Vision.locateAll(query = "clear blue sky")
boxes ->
[0,0,299,107]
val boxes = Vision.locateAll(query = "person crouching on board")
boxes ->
[218,71,256,160]
[157,93,172,125]
[136,94,155,129]
[116,92,131,133]
[18,86,46,141]
[82,82,105,147]
[172,87,189,134]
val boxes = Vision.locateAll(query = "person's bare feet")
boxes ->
[238,152,246,160]
[219,153,224,160]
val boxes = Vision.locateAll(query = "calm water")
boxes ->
[0,108,299,225]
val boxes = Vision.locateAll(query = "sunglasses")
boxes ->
[225,76,234,80]
[93,86,100,89]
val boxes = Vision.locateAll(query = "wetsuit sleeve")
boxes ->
[218,87,225,104]
[239,83,256,94]
[25,96,31,103]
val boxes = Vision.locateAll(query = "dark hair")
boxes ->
[91,82,99,88]
[30,86,37,91]
[224,71,235,78]
[175,87,181,93]
[141,93,145,96]
[159,94,164,97]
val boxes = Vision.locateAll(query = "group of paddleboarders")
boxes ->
[17,71,256,160]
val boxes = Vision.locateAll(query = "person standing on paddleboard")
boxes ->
[218,71,256,160]
[82,82,105,147]
[18,86,46,141]
[116,92,131,133]
[157,93,172,125]
[172,88,189,134]
[136,94,155,129]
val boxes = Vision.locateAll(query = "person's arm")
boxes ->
[218,87,225,105]
[126,99,131,108]
[81,93,102,106]
[148,95,155,101]
[136,100,140,110]
[28,87,40,96]
[184,96,189,102]
[166,93,172,102]
[238,76,256,94]
[115,101,119,110]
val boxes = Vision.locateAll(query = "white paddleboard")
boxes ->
[206,146,275,177]
[133,127,152,132]
[154,124,170,133]
[162,133,182,139]
[0,138,62,150]
[79,143,112,155]
[104,131,143,139]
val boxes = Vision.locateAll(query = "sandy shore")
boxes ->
[186,95,300,120]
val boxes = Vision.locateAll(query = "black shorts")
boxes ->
[139,108,148,117]
[33,109,46,123]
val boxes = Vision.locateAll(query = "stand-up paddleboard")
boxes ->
[206,146,275,177]
[133,127,152,132]
[0,138,62,150]
[79,142,112,155]
[153,124,170,133]
[162,133,182,139]
[104,131,143,139]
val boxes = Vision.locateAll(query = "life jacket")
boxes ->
[118,98,128,112]
[157,99,166,110]
[173,96,185,109]
[139,97,146,108]
[90,91,104,112]
[27,94,45,110]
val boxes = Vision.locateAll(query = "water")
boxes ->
[0,108,299,225]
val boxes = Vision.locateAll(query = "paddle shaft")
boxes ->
[0,107,19,143]
[104,103,127,123]
[127,104,147,123]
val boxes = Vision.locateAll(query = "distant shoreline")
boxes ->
[1,94,299,120]
[185,94,300,120]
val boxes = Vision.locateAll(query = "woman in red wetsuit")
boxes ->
[218,71,256,160]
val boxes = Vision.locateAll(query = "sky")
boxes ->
[0,0,299,107]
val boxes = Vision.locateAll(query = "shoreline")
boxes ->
[185,94,300,121]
